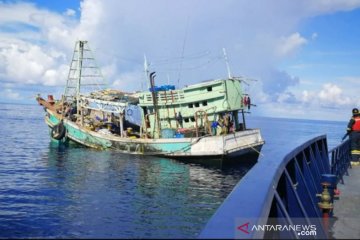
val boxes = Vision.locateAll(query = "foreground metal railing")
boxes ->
[200,136,351,239]
[329,139,351,184]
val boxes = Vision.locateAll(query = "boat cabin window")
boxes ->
[184,118,189,123]
[194,102,199,108]
[202,101,207,106]
[207,86,212,92]
[190,117,195,122]
[188,103,193,108]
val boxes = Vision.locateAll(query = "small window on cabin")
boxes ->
[184,118,189,123]
[202,101,208,106]
[207,86,212,92]
[188,103,193,108]
[194,102,199,107]
[190,117,195,122]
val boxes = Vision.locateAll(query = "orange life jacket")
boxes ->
[352,116,360,131]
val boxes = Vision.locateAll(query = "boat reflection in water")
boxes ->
[38,141,255,238]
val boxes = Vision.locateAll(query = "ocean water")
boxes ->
[0,103,347,238]
[248,115,347,160]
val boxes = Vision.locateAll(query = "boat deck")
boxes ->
[331,165,360,239]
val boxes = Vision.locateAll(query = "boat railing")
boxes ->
[144,90,185,104]
[329,139,351,184]
[199,135,351,239]
[194,110,211,137]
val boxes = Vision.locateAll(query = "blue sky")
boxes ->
[288,9,360,77]
[23,0,80,13]
[0,0,360,121]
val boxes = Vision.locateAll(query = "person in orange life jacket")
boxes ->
[346,108,360,166]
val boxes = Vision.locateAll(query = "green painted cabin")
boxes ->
[138,78,247,138]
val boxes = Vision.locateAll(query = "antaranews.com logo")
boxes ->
[236,218,318,238]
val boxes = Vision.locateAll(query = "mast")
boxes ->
[76,41,84,119]
[76,41,84,99]
[144,54,150,89]
[222,48,232,79]
[64,40,105,104]
[64,41,85,103]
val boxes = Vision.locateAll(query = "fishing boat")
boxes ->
[36,40,264,161]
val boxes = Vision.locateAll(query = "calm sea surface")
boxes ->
[0,103,347,238]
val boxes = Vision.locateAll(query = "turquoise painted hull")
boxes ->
[45,110,264,160]
[45,110,192,155]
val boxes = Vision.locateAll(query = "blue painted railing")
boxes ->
[199,135,351,239]
[329,139,351,184]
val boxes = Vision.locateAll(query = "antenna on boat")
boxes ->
[222,48,232,79]
[167,74,170,85]
[144,54,150,89]
[177,16,190,88]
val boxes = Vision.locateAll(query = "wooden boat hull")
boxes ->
[45,109,264,160]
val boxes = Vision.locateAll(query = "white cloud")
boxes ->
[339,76,360,84]
[43,64,69,86]
[276,32,308,57]
[1,0,360,120]
[288,82,353,109]
[3,44,45,83]
[305,0,360,14]
[112,71,145,92]
[255,81,355,121]
[64,8,76,17]
[311,32,318,40]
[1,0,359,89]
[75,0,104,42]
[0,42,67,85]
[0,2,78,87]
[277,91,298,103]
[1,88,22,100]
[318,83,352,106]
[301,90,315,103]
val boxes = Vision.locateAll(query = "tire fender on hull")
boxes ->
[51,121,66,140]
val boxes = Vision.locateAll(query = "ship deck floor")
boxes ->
[331,165,360,239]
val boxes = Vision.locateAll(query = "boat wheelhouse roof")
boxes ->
[183,78,232,90]
[138,78,244,111]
